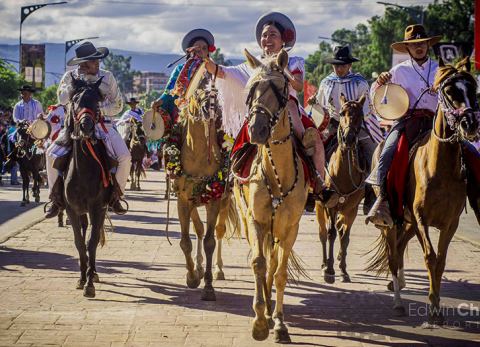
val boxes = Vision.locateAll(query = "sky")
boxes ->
[0,0,435,59]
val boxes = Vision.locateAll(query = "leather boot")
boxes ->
[45,177,65,219]
[365,196,393,228]
[363,184,376,216]
[109,174,128,215]
[313,175,339,209]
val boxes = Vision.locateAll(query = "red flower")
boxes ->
[282,29,295,43]
[50,115,60,124]
[208,45,216,53]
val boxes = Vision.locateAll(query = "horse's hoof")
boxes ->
[186,272,201,289]
[274,328,291,344]
[393,305,406,317]
[76,279,86,289]
[58,222,64,227]
[266,317,275,330]
[92,273,100,283]
[252,318,269,341]
[323,269,335,284]
[201,287,216,301]
[83,285,95,298]
[214,270,225,281]
[428,311,444,325]
[35,197,40,203]
[387,280,405,292]
[195,267,205,280]
[340,274,351,283]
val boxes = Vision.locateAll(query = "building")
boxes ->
[133,72,169,94]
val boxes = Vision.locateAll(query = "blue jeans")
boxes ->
[11,163,19,183]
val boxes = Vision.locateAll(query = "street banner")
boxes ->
[21,43,45,90]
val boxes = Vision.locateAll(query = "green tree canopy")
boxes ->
[102,53,140,94]
[0,59,25,110]
[35,84,59,109]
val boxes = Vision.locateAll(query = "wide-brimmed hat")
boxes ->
[18,85,36,93]
[256,12,296,50]
[181,29,215,53]
[391,24,442,53]
[324,45,359,65]
[67,41,109,66]
[126,97,140,105]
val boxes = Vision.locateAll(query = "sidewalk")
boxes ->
[0,170,479,346]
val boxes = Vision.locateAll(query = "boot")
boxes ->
[312,174,339,209]
[45,177,65,219]
[109,174,128,215]
[365,196,393,228]
[363,184,376,216]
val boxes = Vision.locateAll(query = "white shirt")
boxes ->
[316,72,372,121]
[13,98,43,123]
[57,68,124,119]
[371,57,438,114]
[117,108,144,124]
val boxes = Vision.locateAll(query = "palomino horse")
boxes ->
[368,57,479,324]
[233,50,309,343]
[10,120,43,206]
[127,118,148,191]
[63,75,112,298]
[316,94,367,283]
[170,66,238,301]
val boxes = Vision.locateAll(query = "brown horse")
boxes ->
[127,118,148,191]
[233,49,309,343]
[316,94,367,284]
[368,57,479,324]
[171,70,238,301]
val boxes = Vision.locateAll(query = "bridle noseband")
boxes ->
[338,101,363,150]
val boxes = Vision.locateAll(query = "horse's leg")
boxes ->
[201,202,220,301]
[323,210,337,284]
[387,222,416,291]
[336,207,357,283]
[32,168,40,203]
[272,228,298,344]
[136,160,142,190]
[20,168,29,206]
[249,219,269,341]
[190,207,205,280]
[214,199,229,280]
[265,242,278,330]
[129,162,135,190]
[83,208,105,298]
[66,209,88,290]
[58,210,64,227]
[178,199,200,288]
[315,203,329,270]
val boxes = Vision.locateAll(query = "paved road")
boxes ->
[0,170,479,346]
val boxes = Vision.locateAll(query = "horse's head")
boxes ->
[69,74,104,139]
[191,77,221,122]
[14,120,33,157]
[244,49,289,145]
[338,94,366,148]
[130,118,146,144]
[434,57,479,141]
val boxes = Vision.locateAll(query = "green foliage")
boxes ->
[305,0,474,86]
[0,59,25,110]
[138,90,162,111]
[35,84,58,109]
[102,53,140,94]
[211,48,232,66]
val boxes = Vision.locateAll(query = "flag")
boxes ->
[303,80,317,107]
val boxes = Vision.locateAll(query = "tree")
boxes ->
[36,84,58,109]
[211,48,232,66]
[0,59,24,110]
[102,53,140,94]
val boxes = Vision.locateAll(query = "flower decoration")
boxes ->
[208,45,217,53]
[282,29,295,43]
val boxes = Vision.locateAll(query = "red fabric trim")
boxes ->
[386,132,409,219]
[52,129,61,141]
[85,140,110,188]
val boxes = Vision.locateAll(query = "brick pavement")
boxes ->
[0,170,479,347]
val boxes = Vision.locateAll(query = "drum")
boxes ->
[307,104,325,128]
[143,110,165,141]
[372,83,409,120]
[29,118,51,140]
[185,61,207,100]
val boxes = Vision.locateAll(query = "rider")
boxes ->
[118,97,144,124]
[365,24,442,227]
[44,41,131,218]
[308,45,380,212]
[12,85,43,124]
[202,12,336,206]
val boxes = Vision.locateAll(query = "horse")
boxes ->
[367,57,479,324]
[62,75,113,298]
[127,118,148,191]
[316,94,367,284]
[9,120,43,206]
[168,63,239,301]
[232,49,309,343]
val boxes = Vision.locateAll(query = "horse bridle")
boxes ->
[14,124,34,159]
[337,101,363,150]
[434,73,479,143]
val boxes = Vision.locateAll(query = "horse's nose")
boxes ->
[80,118,95,135]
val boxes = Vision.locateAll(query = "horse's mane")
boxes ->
[433,62,477,92]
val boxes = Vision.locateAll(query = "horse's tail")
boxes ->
[100,213,115,247]
[225,192,241,240]
[365,226,399,276]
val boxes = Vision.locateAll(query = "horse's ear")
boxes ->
[438,56,445,67]
[244,49,262,69]
[276,49,289,70]
[340,93,347,106]
[358,93,366,106]
[456,56,471,72]
[93,76,104,89]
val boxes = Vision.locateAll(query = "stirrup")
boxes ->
[365,197,393,228]
[44,201,61,219]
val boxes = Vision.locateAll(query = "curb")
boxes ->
[0,205,46,244]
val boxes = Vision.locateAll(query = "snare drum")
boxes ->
[143,110,165,141]
[29,118,51,140]
[372,83,409,120]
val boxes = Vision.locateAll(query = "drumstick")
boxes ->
[381,83,389,105]
[166,54,187,68]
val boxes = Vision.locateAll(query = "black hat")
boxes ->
[18,85,36,93]
[324,45,359,65]
[67,41,109,66]
[126,97,140,104]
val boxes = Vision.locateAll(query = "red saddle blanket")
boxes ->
[231,120,315,186]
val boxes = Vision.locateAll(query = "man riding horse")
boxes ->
[366,24,480,227]
[44,41,131,218]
